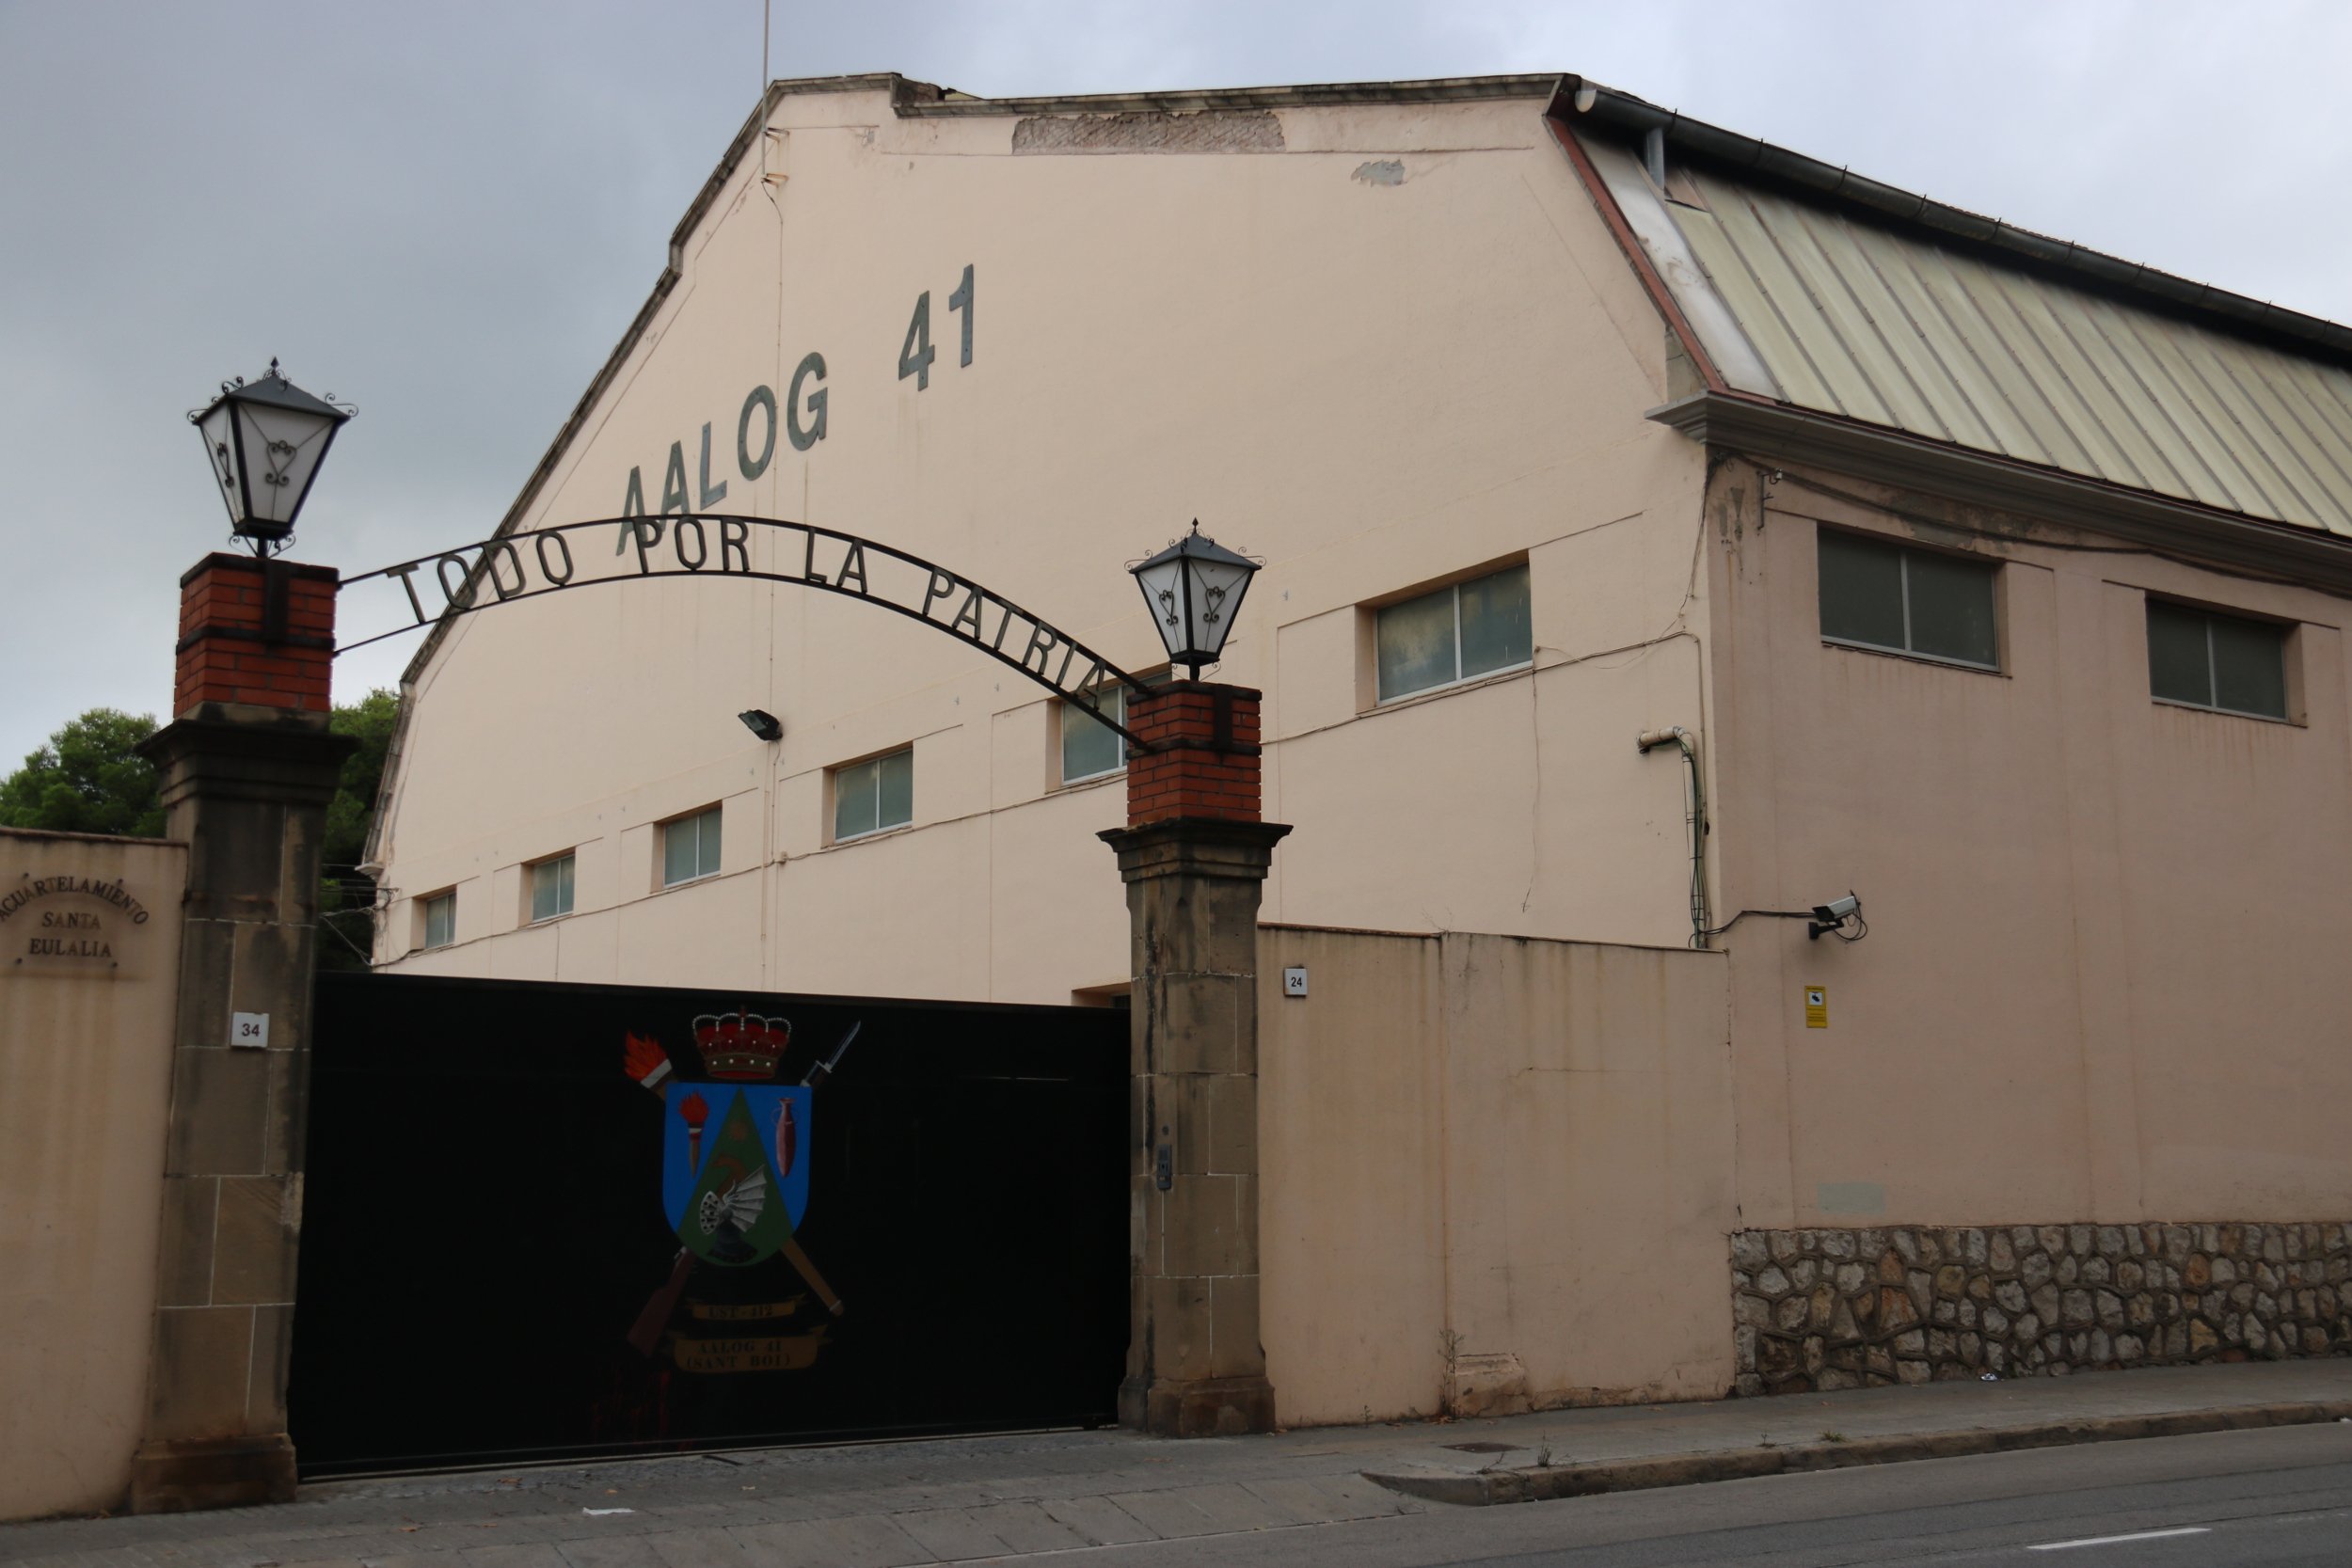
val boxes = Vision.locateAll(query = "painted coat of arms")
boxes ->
[622,1008,857,1370]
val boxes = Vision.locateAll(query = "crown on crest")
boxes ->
[693,1007,789,1081]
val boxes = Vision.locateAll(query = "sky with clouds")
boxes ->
[4,0,2349,766]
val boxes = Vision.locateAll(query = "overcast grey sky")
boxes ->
[5,1,2349,767]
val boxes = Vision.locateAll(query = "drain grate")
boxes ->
[1441,1441,1522,1454]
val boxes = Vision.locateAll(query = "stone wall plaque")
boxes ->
[1,869,158,980]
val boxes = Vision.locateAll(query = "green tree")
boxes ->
[0,708,165,837]
[1,692,403,968]
[320,688,402,971]
[323,688,400,876]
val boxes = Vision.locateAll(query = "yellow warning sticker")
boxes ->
[1804,986,1828,1028]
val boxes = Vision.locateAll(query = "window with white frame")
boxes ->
[833,749,913,842]
[1375,563,1533,702]
[661,806,723,887]
[530,852,575,922]
[421,890,455,950]
[2147,599,2289,720]
[1058,673,1168,785]
[1818,529,1998,670]
[1060,685,1128,784]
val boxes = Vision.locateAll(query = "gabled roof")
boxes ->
[393,71,1564,693]
[1561,86,2352,540]
[453,68,2352,623]
[368,69,2352,872]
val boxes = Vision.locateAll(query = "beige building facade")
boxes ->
[366,73,2352,1409]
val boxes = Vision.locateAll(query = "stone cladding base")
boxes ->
[1732,1222,2352,1395]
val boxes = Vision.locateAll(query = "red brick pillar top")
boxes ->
[174,554,339,717]
[1122,681,1263,829]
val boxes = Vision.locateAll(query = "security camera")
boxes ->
[1807,893,1861,941]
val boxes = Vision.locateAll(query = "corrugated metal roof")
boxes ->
[1562,80,2352,363]
[1597,137,2352,538]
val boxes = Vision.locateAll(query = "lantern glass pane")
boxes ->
[235,400,337,528]
[1186,558,1252,661]
[1136,558,1188,659]
[197,400,244,522]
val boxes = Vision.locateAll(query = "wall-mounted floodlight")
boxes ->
[1808,894,1862,941]
[739,709,783,742]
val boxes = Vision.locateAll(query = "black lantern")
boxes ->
[190,359,353,555]
[1130,522,1260,679]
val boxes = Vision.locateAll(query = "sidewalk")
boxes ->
[6,1360,2348,1567]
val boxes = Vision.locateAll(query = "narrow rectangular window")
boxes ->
[1061,686,1127,784]
[661,807,722,887]
[1375,563,1533,702]
[2146,600,2213,706]
[834,749,914,842]
[2147,599,2288,720]
[1457,564,1534,678]
[1819,530,1997,669]
[877,748,913,831]
[530,852,575,922]
[422,890,455,950]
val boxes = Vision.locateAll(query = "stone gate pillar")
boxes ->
[129,554,351,1513]
[1099,682,1288,1437]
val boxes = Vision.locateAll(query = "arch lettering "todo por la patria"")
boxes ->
[341,515,1152,746]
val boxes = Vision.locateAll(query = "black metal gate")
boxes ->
[290,972,1127,1477]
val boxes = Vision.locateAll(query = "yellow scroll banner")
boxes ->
[667,1330,827,1375]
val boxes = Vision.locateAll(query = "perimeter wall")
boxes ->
[1256,925,1736,1424]
[0,828,187,1521]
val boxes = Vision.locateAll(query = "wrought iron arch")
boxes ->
[340,515,1153,744]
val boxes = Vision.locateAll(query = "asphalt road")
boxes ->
[1083,1423,2352,1567]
